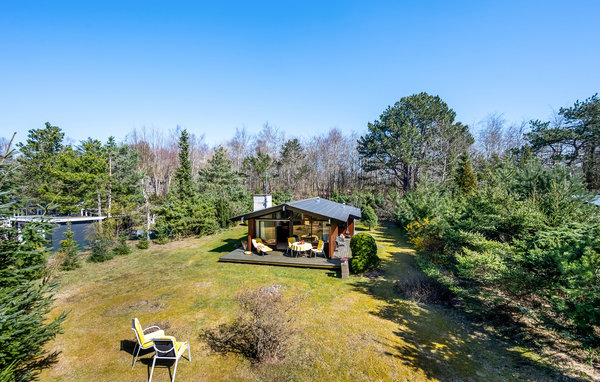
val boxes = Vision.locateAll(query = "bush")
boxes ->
[88,238,112,263]
[394,271,456,306]
[201,285,301,364]
[136,236,149,249]
[349,233,380,273]
[112,235,131,256]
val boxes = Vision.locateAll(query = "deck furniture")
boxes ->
[131,318,175,369]
[311,240,325,258]
[251,238,270,255]
[293,242,312,257]
[285,237,295,255]
[148,338,191,382]
[335,235,346,248]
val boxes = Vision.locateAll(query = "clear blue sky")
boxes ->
[1,1,598,145]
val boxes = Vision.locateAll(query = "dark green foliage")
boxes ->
[16,122,65,210]
[1,142,66,381]
[242,151,273,194]
[174,129,194,200]
[349,233,380,273]
[358,92,473,191]
[361,205,378,230]
[528,94,600,190]
[88,236,112,263]
[0,278,66,381]
[154,195,219,239]
[510,223,600,341]
[199,146,249,227]
[454,152,477,197]
[136,236,149,249]
[398,154,600,347]
[272,190,293,205]
[112,235,131,256]
[59,223,80,270]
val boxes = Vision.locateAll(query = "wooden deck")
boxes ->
[219,238,351,269]
[219,247,345,269]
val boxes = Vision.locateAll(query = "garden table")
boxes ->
[292,242,312,257]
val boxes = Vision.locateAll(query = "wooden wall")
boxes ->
[328,222,338,258]
[247,218,255,251]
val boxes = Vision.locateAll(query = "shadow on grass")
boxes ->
[209,236,246,253]
[351,222,584,381]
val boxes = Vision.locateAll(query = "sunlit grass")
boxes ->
[40,223,558,381]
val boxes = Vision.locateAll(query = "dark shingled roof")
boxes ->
[231,197,361,223]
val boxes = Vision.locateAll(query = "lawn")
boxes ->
[40,223,566,381]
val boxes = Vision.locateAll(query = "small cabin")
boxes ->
[231,197,361,258]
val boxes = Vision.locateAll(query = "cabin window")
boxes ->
[256,221,277,244]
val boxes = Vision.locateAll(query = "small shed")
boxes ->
[10,215,106,252]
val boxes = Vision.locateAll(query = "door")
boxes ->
[276,222,290,250]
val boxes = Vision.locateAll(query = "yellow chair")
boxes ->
[286,237,295,255]
[131,318,175,369]
[311,240,325,258]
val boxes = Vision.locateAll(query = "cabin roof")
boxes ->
[9,215,107,224]
[231,197,361,223]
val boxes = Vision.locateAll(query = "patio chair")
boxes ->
[335,236,345,248]
[285,237,295,255]
[251,238,269,254]
[131,318,175,369]
[311,240,325,258]
[149,338,191,382]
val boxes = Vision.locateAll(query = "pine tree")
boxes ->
[60,223,80,270]
[198,146,248,226]
[362,205,378,231]
[1,139,66,381]
[174,129,194,200]
[454,152,478,197]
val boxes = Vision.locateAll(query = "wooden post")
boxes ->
[248,218,255,251]
[328,222,338,259]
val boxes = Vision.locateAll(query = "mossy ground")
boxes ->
[40,223,566,381]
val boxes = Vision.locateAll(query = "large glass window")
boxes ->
[256,221,277,245]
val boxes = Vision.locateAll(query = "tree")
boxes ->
[198,146,248,226]
[358,93,472,192]
[0,137,66,381]
[77,139,108,215]
[528,94,600,190]
[59,223,80,270]
[454,152,478,197]
[361,205,378,230]
[276,139,306,193]
[173,129,194,200]
[16,122,65,212]
[242,151,273,193]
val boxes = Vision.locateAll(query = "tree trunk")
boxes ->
[97,193,102,216]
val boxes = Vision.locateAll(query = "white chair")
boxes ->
[149,338,191,382]
[131,318,174,369]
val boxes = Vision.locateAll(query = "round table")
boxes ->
[292,242,312,256]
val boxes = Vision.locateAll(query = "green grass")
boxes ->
[40,223,565,381]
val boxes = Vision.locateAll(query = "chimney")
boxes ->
[253,194,272,211]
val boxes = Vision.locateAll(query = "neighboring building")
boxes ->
[10,216,106,252]
[231,197,361,258]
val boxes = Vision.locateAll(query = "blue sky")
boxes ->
[1,1,598,145]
